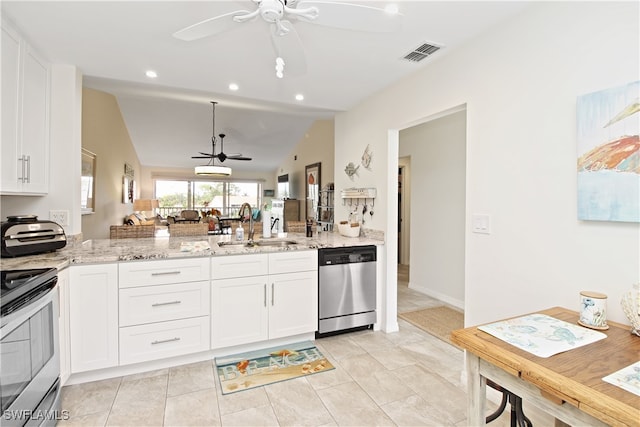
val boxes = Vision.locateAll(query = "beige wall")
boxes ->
[81,88,142,239]
[274,119,335,202]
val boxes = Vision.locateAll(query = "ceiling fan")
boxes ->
[192,102,252,176]
[173,0,402,78]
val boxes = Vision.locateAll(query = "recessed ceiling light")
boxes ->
[385,3,399,15]
[145,70,158,78]
[295,94,304,101]
[228,83,239,91]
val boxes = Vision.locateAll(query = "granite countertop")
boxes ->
[0,231,384,271]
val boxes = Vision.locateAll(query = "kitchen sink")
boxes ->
[216,241,246,247]
[251,240,297,247]
[217,240,297,248]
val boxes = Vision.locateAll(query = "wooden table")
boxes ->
[451,307,640,427]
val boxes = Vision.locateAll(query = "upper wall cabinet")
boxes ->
[1,20,50,195]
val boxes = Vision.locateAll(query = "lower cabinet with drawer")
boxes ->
[118,258,211,365]
[119,317,210,365]
[211,250,318,349]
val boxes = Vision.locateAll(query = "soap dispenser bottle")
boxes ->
[235,224,244,241]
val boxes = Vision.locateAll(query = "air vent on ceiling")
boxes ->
[402,43,442,63]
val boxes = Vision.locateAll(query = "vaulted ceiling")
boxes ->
[2,1,531,172]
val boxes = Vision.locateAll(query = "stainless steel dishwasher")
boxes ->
[317,245,377,336]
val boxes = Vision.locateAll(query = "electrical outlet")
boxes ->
[50,210,69,226]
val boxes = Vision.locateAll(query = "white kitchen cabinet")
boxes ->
[211,250,317,349]
[119,317,210,366]
[57,268,70,385]
[118,259,210,365]
[1,20,49,195]
[119,281,210,327]
[269,271,318,339]
[69,264,119,373]
[211,275,270,348]
[118,257,209,288]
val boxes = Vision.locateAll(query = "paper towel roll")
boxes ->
[262,211,271,238]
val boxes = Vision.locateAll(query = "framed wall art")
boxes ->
[305,162,321,221]
[576,81,639,222]
[81,148,96,213]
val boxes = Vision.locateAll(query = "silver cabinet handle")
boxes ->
[24,155,30,183]
[151,271,181,276]
[151,337,180,345]
[271,283,275,306]
[18,156,24,183]
[264,284,267,307]
[151,300,181,307]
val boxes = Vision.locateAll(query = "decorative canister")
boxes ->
[579,291,609,330]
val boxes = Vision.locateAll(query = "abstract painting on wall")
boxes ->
[577,81,639,222]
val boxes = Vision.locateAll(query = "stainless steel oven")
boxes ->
[1,268,62,426]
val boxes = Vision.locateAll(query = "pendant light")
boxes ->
[195,164,231,176]
[194,102,232,176]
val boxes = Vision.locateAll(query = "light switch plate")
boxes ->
[472,214,491,234]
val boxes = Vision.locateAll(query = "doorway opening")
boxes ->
[390,104,467,329]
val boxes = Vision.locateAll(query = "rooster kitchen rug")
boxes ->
[214,341,335,394]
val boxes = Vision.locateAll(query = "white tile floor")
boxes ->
[59,266,554,426]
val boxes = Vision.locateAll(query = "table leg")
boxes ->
[466,351,487,426]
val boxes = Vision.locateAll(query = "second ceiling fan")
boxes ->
[192,102,251,176]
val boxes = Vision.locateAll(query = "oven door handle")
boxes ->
[1,278,58,318]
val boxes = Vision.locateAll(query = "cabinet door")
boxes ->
[1,25,21,192]
[20,44,49,193]
[211,276,268,348]
[57,268,71,385]
[269,271,318,339]
[69,264,119,373]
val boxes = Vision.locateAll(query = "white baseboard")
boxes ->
[408,282,464,310]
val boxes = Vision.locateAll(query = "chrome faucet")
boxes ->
[239,203,254,241]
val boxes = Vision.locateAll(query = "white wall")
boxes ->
[335,2,640,326]
[399,110,466,308]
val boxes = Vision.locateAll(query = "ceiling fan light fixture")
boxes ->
[195,165,232,176]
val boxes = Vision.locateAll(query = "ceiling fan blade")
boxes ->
[295,1,402,32]
[270,21,307,76]
[173,10,250,41]
[227,156,252,161]
[191,155,215,159]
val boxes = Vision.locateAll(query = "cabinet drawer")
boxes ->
[119,258,210,288]
[119,316,210,365]
[212,253,268,279]
[268,250,318,274]
[119,281,210,327]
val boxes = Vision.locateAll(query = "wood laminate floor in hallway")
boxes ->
[58,265,553,426]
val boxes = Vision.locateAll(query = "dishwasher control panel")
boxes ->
[319,245,376,265]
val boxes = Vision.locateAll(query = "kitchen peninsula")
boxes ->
[0,231,383,270]
[3,232,383,386]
